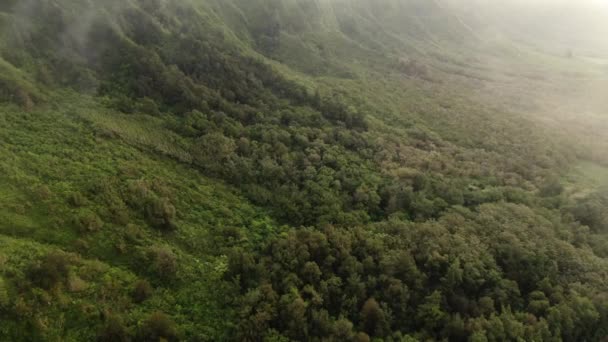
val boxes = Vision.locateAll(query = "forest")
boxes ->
[1,0,608,341]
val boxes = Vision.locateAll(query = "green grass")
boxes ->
[0,98,283,340]
[576,161,608,185]
[564,161,608,199]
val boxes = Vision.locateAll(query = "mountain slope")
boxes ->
[1,0,608,341]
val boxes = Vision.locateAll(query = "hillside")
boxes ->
[1,0,608,341]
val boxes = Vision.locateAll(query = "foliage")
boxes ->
[137,311,179,342]
[0,0,607,341]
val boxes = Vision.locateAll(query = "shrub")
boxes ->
[145,197,177,231]
[125,224,145,243]
[27,252,70,290]
[137,311,178,342]
[67,274,88,292]
[191,132,237,168]
[354,332,371,342]
[34,185,52,201]
[132,279,153,303]
[69,192,87,207]
[112,94,136,114]
[570,196,608,232]
[539,176,564,197]
[73,238,90,252]
[97,315,130,342]
[137,97,161,116]
[147,246,178,280]
[0,277,10,308]
[397,58,433,81]
[75,210,104,233]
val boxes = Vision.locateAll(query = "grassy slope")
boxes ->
[0,95,284,339]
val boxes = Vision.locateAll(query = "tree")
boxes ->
[97,315,130,342]
[539,176,563,197]
[360,298,386,337]
[284,296,308,340]
[332,317,355,340]
[416,291,447,332]
[192,132,237,174]
[137,311,179,342]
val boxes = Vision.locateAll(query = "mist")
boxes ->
[437,0,608,56]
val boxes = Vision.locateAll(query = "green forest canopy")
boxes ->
[1,0,608,341]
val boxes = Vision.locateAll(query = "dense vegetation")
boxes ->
[1,0,608,341]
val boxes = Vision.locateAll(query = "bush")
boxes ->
[97,315,130,342]
[34,185,53,201]
[145,197,177,231]
[132,279,153,303]
[397,58,433,81]
[137,311,178,342]
[75,210,104,233]
[69,192,87,207]
[27,252,71,290]
[191,133,237,168]
[0,277,10,308]
[112,94,136,114]
[137,97,161,116]
[570,196,608,232]
[539,176,564,197]
[147,246,178,280]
